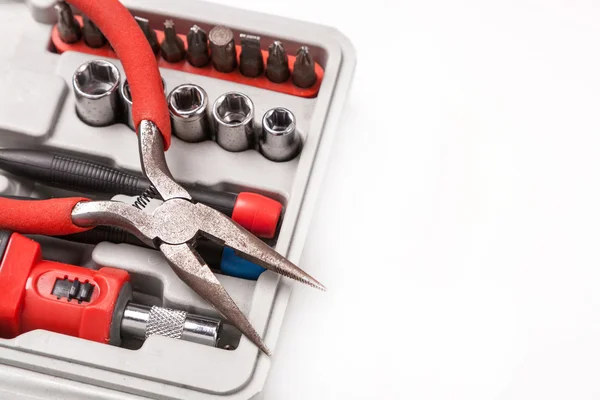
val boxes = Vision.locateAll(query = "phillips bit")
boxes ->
[239,34,264,78]
[82,16,106,48]
[292,46,317,88]
[266,41,291,83]
[135,16,159,54]
[160,20,186,63]
[186,25,210,68]
[209,26,237,73]
[55,1,81,44]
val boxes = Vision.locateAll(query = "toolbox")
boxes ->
[0,0,355,398]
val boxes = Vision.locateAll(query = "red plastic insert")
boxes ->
[51,16,324,99]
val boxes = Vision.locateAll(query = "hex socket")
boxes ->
[72,60,121,127]
[167,84,210,143]
[212,92,255,152]
[259,108,301,162]
[120,77,166,131]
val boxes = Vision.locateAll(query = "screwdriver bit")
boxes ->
[135,16,160,54]
[82,16,106,48]
[266,41,290,83]
[209,26,237,73]
[55,1,81,44]
[239,34,264,78]
[186,25,210,68]
[292,46,317,88]
[160,20,186,63]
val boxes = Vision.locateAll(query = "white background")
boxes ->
[217,0,600,399]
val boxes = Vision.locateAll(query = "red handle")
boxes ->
[0,197,92,236]
[66,0,172,149]
[0,232,130,343]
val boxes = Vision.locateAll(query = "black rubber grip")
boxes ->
[50,154,144,195]
[63,226,146,247]
[0,149,238,216]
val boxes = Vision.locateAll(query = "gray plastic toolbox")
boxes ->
[0,0,356,398]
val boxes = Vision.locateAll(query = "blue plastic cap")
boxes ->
[220,247,266,280]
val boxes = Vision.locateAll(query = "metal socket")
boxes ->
[167,84,210,143]
[260,108,301,162]
[72,60,121,127]
[120,77,166,130]
[212,92,255,152]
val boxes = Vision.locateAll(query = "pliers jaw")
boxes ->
[71,120,325,355]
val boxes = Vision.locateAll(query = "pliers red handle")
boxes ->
[0,0,326,356]
[68,0,172,148]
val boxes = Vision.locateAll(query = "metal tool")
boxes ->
[0,148,282,238]
[3,192,267,280]
[292,46,317,88]
[213,92,255,152]
[168,84,210,143]
[55,1,81,44]
[259,108,301,162]
[239,34,264,77]
[209,26,237,73]
[121,77,166,131]
[266,41,290,83]
[160,20,186,63]
[0,231,221,348]
[6,3,326,355]
[0,121,325,355]
[121,304,220,347]
[72,59,121,126]
[187,25,210,68]
[56,224,267,281]
[135,16,159,54]
[82,16,106,48]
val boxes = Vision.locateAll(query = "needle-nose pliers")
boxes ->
[0,0,325,355]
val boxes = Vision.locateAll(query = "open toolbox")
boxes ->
[0,0,355,398]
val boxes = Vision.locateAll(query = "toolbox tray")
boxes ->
[0,0,355,398]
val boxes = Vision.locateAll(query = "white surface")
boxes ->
[221,0,600,399]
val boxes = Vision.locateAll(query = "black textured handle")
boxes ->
[50,154,237,214]
[50,154,145,195]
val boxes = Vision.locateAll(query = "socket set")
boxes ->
[0,0,355,399]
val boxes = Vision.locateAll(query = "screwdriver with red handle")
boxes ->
[0,230,221,347]
[0,148,282,238]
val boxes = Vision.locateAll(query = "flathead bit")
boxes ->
[239,34,264,78]
[160,20,186,63]
[266,41,290,83]
[82,16,106,48]
[292,46,317,89]
[209,26,237,73]
[55,1,81,44]
[186,25,210,68]
[135,16,160,54]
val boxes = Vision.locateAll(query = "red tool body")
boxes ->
[0,231,129,344]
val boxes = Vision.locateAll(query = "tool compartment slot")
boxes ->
[0,0,355,397]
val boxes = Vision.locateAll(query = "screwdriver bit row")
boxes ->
[158,21,317,88]
[54,3,318,90]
